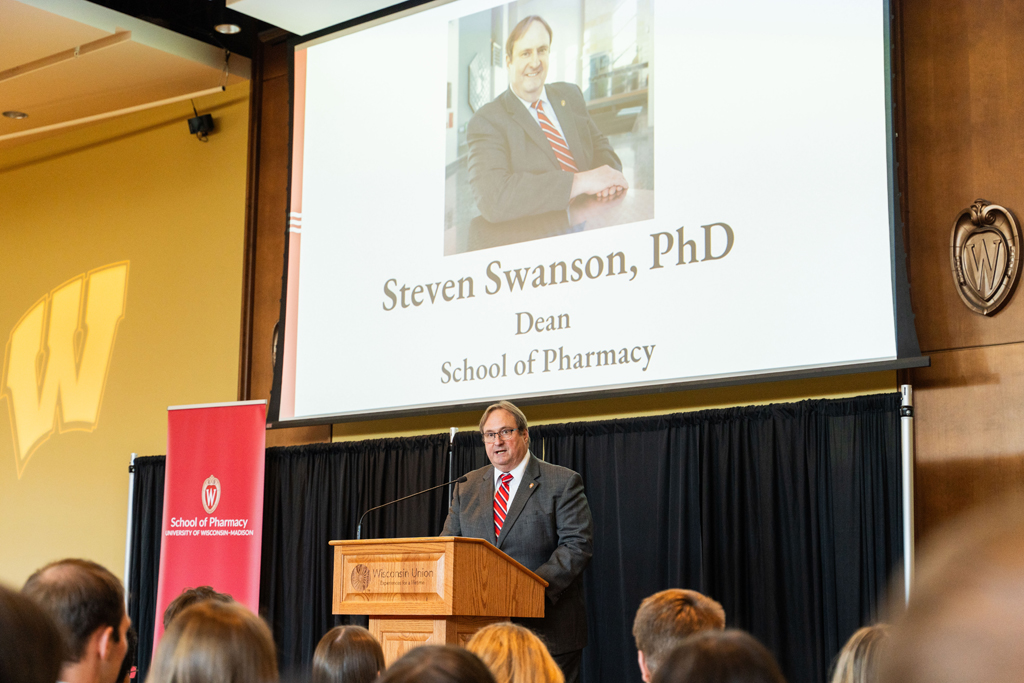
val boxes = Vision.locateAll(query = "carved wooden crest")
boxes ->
[950,199,1022,315]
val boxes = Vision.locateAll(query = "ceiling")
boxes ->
[227,0,406,39]
[0,0,251,149]
[0,0,418,150]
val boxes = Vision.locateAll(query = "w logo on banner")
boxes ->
[202,474,222,513]
[2,262,129,478]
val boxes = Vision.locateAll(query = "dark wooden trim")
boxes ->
[237,32,265,401]
[891,0,911,281]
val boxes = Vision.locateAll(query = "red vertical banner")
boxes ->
[153,400,267,647]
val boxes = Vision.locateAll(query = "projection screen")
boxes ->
[271,0,923,425]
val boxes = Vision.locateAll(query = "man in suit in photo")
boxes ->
[467,15,628,223]
[441,400,593,683]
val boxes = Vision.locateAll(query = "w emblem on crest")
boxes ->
[202,474,222,514]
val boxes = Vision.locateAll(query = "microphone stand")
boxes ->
[356,475,468,540]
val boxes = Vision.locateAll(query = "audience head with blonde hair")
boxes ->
[377,645,495,683]
[146,600,277,683]
[829,625,888,683]
[880,494,1024,683]
[312,625,385,683]
[466,622,564,683]
[633,589,726,681]
[651,630,786,683]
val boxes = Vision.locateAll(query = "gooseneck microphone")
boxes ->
[356,475,469,540]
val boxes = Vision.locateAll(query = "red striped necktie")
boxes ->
[532,100,578,172]
[494,472,514,538]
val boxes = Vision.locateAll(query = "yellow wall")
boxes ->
[333,370,899,440]
[0,84,249,586]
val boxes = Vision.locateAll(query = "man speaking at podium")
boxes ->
[442,401,593,683]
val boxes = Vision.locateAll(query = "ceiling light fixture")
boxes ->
[215,23,241,35]
[3,111,28,120]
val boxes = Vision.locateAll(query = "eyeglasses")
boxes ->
[482,428,520,443]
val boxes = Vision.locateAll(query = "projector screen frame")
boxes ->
[267,0,926,428]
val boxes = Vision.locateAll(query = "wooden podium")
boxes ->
[331,537,548,665]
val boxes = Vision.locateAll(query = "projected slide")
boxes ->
[279,0,900,422]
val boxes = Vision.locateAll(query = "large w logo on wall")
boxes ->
[2,262,129,478]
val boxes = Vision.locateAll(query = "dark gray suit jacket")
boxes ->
[441,453,593,654]
[467,83,622,223]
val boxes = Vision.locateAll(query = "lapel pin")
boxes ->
[529,483,535,489]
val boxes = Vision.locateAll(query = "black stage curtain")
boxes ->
[127,394,902,683]
[533,394,903,683]
[531,417,704,683]
[126,455,165,683]
[260,435,451,674]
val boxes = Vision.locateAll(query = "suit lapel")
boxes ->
[481,466,498,545]
[502,89,561,170]
[496,454,540,551]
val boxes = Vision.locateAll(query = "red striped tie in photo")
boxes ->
[532,100,578,172]
[494,472,514,537]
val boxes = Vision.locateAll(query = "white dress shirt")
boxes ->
[493,451,531,509]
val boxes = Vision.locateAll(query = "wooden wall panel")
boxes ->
[904,0,1024,541]
[903,0,1024,352]
[911,344,1024,539]
[913,345,1024,462]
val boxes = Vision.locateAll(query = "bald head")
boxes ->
[22,558,125,663]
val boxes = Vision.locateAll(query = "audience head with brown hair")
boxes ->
[162,585,233,629]
[633,589,726,682]
[147,600,278,683]
[466,622,564,683]
[652,630,786,683]
[22,558,130,683]
[377,645,496,683]
[0,582,67,683]
[312,625,385,683]
[829,624,888,683]
[880,494,1024,683]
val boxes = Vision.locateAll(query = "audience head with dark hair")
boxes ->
[829,624,888,683]
[312,624,385,683]
[377,645,496,683]
[633,589,726,682]
[880,493,1024,683]
[0,582,67,683]
[466,621,564,683]
[21,558,129,683]
[652,630,786,683]
[147,600,277,683]
[162,585,233,628]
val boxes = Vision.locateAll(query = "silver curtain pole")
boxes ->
[900,385,915,604]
